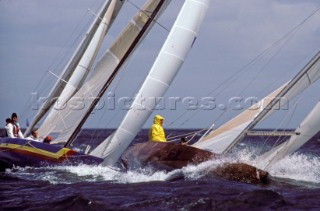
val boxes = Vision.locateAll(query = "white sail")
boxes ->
[44,0,172,145]
[25,0,124,136]
[193,51,320,154]
[257,101,320,170]
[37,0,120,138]
[192,84,286,154]
[90,0,210,166]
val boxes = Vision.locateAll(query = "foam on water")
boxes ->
[4,157,232,184]
[231,145,320,184]
[267,153,320,184]
[5,142,320,185]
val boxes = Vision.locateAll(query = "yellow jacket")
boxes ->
[148,115,166,142]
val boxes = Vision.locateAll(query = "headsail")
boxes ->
[257,101,320,170]
[25,0,124,136]
[43,0,171,146]
[193,51,320,154]
[90,0,210,166]
[37,0,122,138]
[193,84,287,154]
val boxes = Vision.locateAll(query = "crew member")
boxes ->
[26,130,40,142]
[43,136,52,144]
[5,118,14,138]
[148,115,166,142]
[11,113,24,138]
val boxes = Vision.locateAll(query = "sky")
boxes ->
[1,0,320,130]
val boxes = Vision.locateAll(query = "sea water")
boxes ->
[1,129,320,210]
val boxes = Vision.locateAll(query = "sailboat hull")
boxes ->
[0,138,103,171]
[122,141,214,171]
[121,142,269,184]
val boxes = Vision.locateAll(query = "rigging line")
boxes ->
[166,95,216,129]
[95,45,144,132]
[256,47,320,100]
[166,5,320,131]
[64,0,168,147]
[51,0,106,75]
[208,5,320,99]
[238,32,297,97]
[258,101,299,155]
[20,4,100,122]
[48,71,68,84]
[127,0,170,32]
[92,62,135,135]
[166,128,209,143]
[34,0,105,96]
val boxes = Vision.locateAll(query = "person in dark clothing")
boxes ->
[180,137,188,145]
[43,136,52,144]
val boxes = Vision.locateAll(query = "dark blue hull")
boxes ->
[0,138,103,171]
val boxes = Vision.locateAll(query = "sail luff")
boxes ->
[37,0,121,139]
[194,51,320,154]
[62,0,171,148]
[24,0,115,136]
[90,0,210,166]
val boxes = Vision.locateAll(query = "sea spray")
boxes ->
[267,153,320,184]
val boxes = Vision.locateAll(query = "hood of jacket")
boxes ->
[153,115,164,125]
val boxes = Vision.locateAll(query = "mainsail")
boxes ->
[42,0,171,146]
[90,0,210,166]
[193,51,320,154]
[25,0,124,136]
[257,101,320,170]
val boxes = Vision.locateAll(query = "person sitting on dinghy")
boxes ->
[11,113,24,138]
[148,115,166,142]
[25,130,40,142]
[5,118,14,138]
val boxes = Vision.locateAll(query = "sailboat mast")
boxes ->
[223,51,320,154]
[25,0,114,136]
[64,0,166,148]
[37,0,123,138]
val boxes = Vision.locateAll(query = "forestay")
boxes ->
[90,0,211,166]
[193,51,320,154]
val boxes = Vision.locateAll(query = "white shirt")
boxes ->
[25,135,41,142]
[5,123,14,138]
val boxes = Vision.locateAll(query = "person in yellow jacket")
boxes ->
[148,115,166,142]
